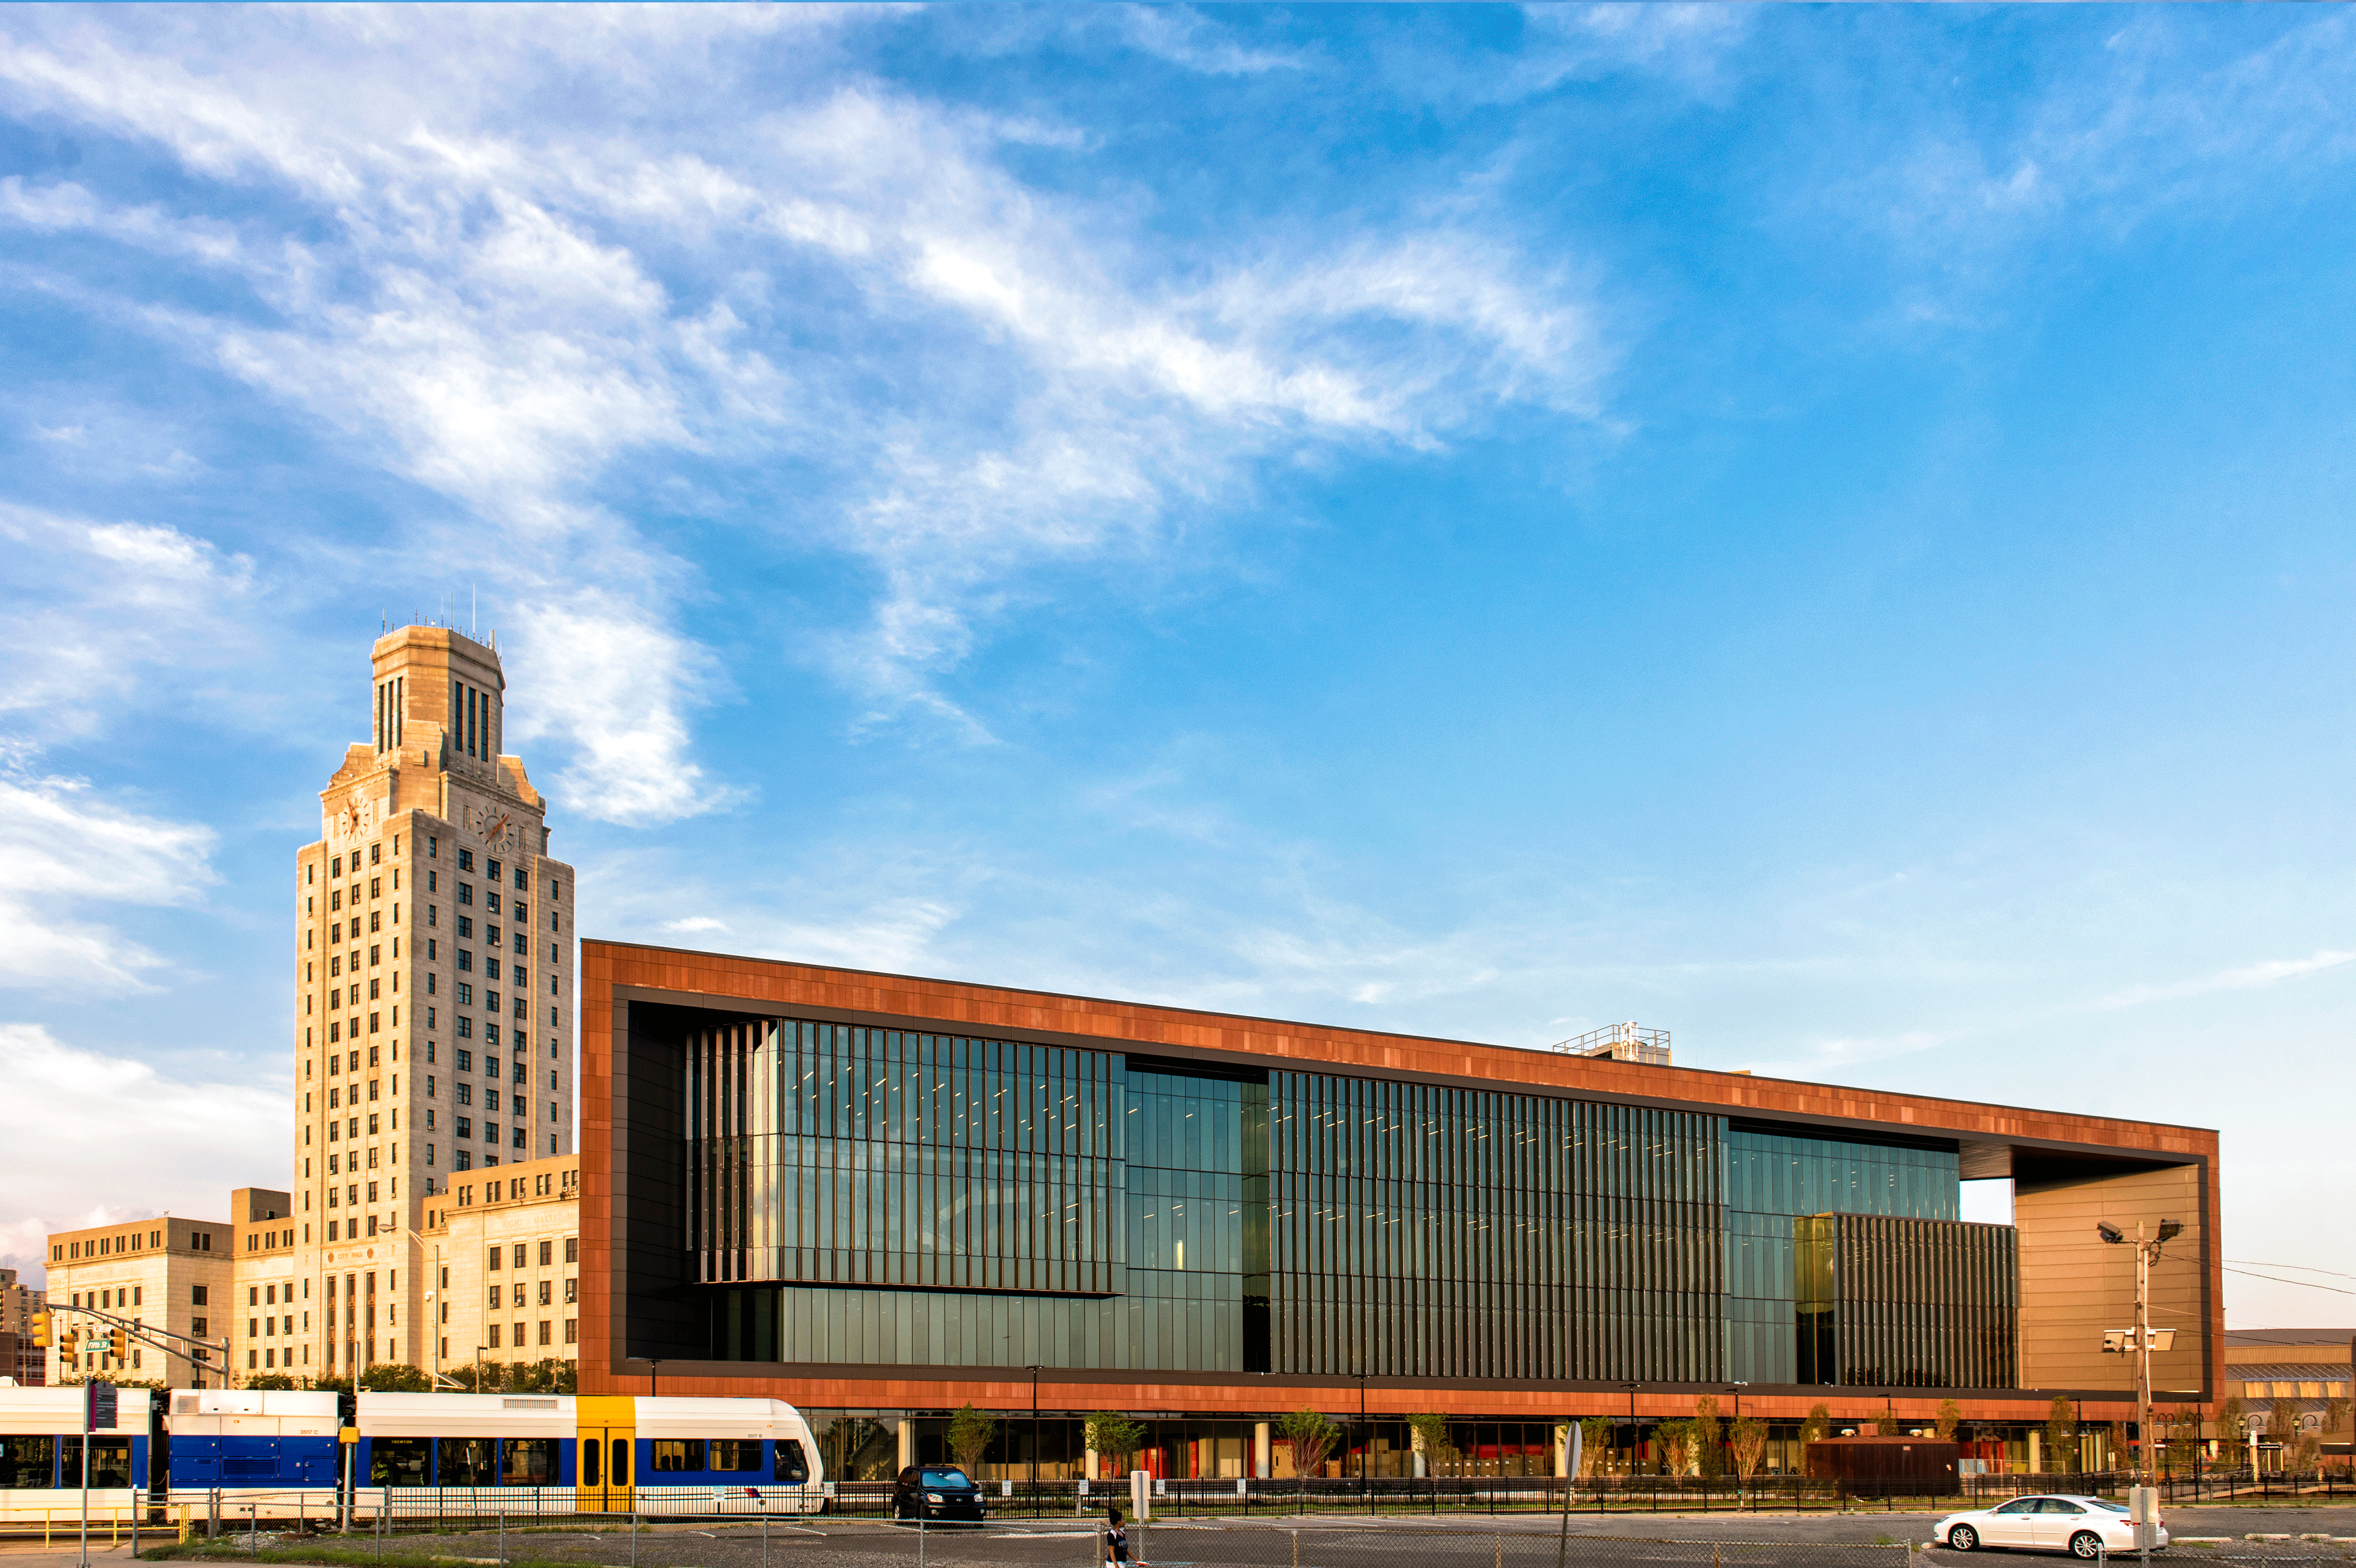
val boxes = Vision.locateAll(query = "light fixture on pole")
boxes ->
[2097,1215,2182,1556]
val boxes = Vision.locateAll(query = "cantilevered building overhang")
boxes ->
[577,942,2217,1427]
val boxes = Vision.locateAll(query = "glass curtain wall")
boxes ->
[1722,1123,2014,1387]
[683,1018,2014,1387]
[1270,1070,1724,1382]
[692,1019,1264,1371]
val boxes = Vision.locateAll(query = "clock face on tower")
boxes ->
[465,803,521,853]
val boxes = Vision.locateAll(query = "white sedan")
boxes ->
[1935,1494,2168,1557]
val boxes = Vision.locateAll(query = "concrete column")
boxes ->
[1254,1423,1271,1479]
[1085,1448,1100,1481]
[897,1418,915,1471]
[1554,1423,1571,1479]
[2027,1430,2042,1474]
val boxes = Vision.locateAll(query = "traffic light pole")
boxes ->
[51,1299,232,1387]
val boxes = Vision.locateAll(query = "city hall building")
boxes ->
[578,948,2222,1481]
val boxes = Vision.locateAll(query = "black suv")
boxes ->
[892,1465,987,1524]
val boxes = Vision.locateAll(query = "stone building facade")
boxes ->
[287,625,579,1376]
[42,1210,244,1385]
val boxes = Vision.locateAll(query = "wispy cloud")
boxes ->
[2095,948,2356,1011]
[0,503,256,739]
[0,9,1605,756]
[0,767,217,991]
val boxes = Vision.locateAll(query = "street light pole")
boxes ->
[1625,1383,1639,1477]
[1354,1370,1370,1496]
[1027,1365,1041,1514]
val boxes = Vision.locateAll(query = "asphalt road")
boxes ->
[285,1508,2356,1568]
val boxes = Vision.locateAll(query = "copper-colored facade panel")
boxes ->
[578,940,2223,1427]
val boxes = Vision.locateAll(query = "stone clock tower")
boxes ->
[288,625,578,1377]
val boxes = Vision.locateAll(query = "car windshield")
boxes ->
[919,1469,972,1488]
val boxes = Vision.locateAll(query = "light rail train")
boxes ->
[0,1387,826,1524]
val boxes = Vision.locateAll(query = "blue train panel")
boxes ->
[164,1389,342,1504]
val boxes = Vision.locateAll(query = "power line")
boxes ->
[2226,1259,2356,1282]
[2225,1266,2356,1296]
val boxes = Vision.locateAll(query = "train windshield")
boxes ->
[776,1440,809,1484]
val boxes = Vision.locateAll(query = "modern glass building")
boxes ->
[586,945,2218,1478]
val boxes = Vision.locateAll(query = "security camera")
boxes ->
[2096,1222,2125,1244]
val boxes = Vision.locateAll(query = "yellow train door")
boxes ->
[576,1396,635,1514]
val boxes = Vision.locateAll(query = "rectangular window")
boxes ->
[457,1015,472,1038]
[563,1318,578,1344]
[564,1237,578,1263]
[455,1116,472,1139]
[487,1323,501,1348]
[456,1083,472,1106]
[709,1439,761,1473]
[537,1240,552,1267]
[652,1439,707,1472]
[458,951,473,974]
[458,883,474,906]
[564,1277,578,1303]
[456,982,473,1006]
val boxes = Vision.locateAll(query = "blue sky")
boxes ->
[2,5,2352,1326]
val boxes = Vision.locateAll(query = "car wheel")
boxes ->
[2068,1532,2103,1560]
[1946,1524,1979,1552]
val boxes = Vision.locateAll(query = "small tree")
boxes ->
[2328,1397,2351,1436]
[1578,1416,1613,1479]
[1934,1399,1963,1442]
[1654,1417,1692,1478]
[359,1363,431,1392]
[243,1372,300,1391]
[1692,1396,1723,1478]
[2272,1394,2301,1461]
[1086,1412,1145,1475]
[1874,1407,1903,1437]
[1729,1415,1768,1483]
[1406,1413,1453,1477]
[1801,1403,1832,1445]
[1278,1408,1339,1481]
[949,1403,998,1474]
[2044,1396,2077,1473]
[2217,1395,2247,1448]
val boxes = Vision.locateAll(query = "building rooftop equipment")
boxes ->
[1551,1021,1671,1066]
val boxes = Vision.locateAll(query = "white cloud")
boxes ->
[1509,4,1752,98]
[2095,948,2356,1011]
[0,9,1607,754]
[0,767,217,990]
[0,502,256,737]
[0,1024,285,1287]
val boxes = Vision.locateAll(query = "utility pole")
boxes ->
[2097,1217,2180,1560]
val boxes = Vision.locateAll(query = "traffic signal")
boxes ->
[109,1326,131,1360]
[30,1311,48,1348]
